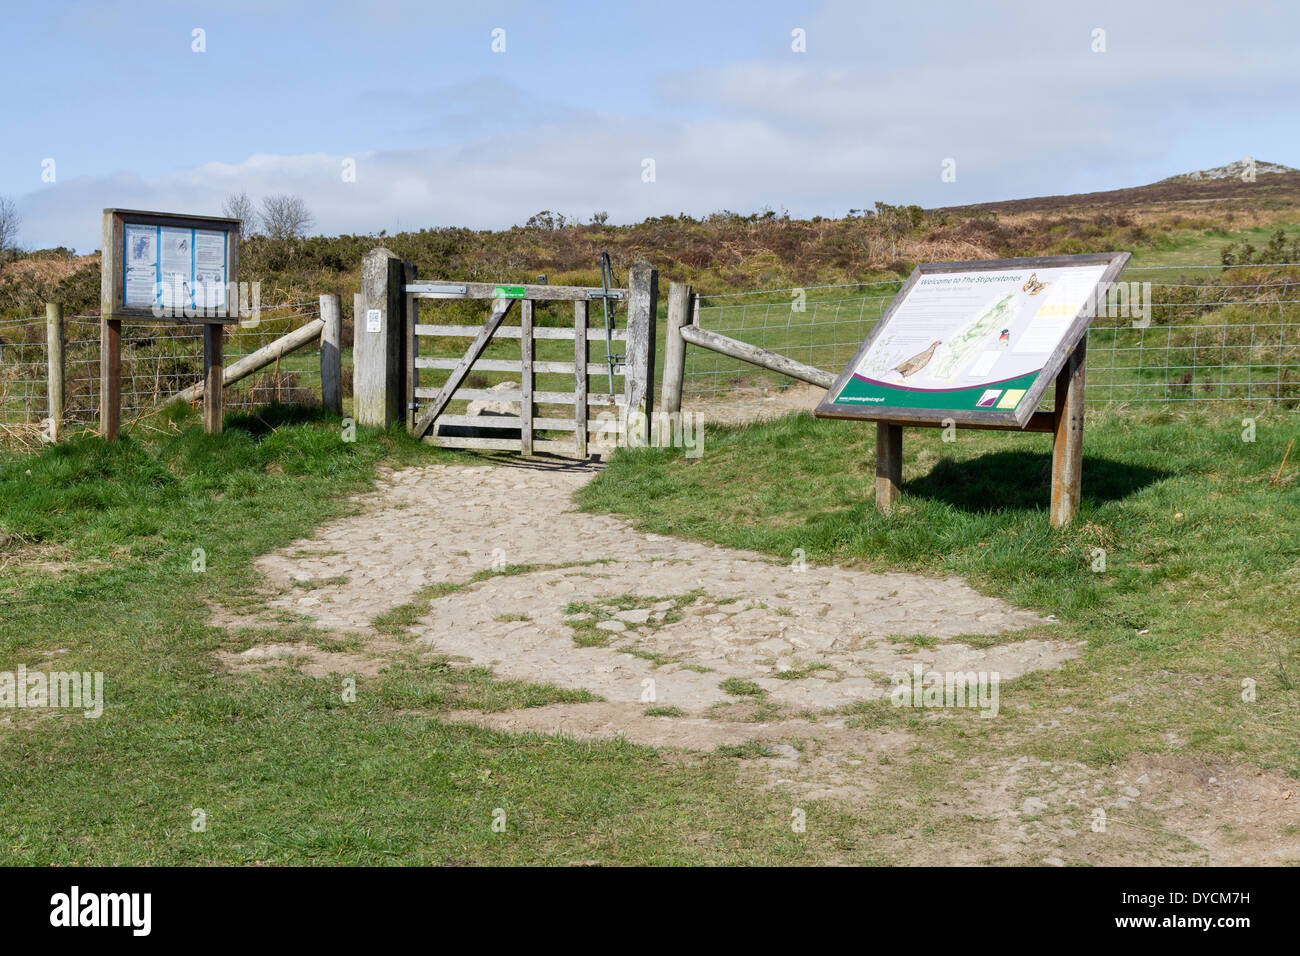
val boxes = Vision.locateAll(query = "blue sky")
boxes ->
[4,0,1298,251]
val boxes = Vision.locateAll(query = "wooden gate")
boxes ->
[405,267,657,457]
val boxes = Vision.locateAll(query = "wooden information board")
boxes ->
[815,252,1130,526]
[99,209,243,439]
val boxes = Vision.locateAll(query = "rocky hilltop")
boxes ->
[1159,158,1297,183]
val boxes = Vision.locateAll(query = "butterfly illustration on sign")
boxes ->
[1022,272,1050,295]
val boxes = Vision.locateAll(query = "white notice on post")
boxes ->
[193,230,227,313]
[159,227,192,312]
[367,309,382,332]
[123,224,158,309]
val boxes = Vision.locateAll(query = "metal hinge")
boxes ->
[405,283,467,297]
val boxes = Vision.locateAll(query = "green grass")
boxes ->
[6,397,1299,865]
[772,662,836,679]
[644,706,684,718]
[720,678,767,699]
[577,405,1300,778]
[1127,222,1300,271]
[562,589,702,655]
[0,405,860,865]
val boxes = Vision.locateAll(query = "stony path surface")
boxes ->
[252,460,1071,712]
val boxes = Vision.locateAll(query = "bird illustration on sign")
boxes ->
[893,340,942,377]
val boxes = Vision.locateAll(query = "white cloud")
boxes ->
[13,0,1299,252]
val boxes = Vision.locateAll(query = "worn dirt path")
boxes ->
[248,460,1067,715]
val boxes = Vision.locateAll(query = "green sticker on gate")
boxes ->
[493,285,527,299]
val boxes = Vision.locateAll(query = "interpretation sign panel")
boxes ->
[102,209,241,323]
[815,252,1129,427]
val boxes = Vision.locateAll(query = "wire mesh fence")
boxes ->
[683,265,1300,409]
[5,263,1299,447]
[0,302,324,446]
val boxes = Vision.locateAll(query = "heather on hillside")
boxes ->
[5,173,1300,321]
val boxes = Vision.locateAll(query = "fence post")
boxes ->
[45,302,64,442]
[356,248,413,428]
[661,281,693,416]
[320,293,343,415]
[625,261,658,445]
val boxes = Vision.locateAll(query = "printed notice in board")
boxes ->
[122,224,159,309]
[194,230,228,310]
[159,227,191,311]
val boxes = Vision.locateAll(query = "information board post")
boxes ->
[100,209,241,439]
[1049,338,1087,527]
[816,252,1129,527]
[100,317,121,440]
[875,422,903,513]
[203,324,224,434]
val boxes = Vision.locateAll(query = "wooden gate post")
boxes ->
[320,293,343,416]
[661,281,693,416]
[1050,338,1087,528]
[625,262,658,444]
[352,292,363,406]
[45,302,64,442]
[875,422,903,513]
[357,248,414,428]
[520,300,534,456]
[574,300,589,458]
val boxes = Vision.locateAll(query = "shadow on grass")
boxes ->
[905,450,1170,512]
[225,403,332,436]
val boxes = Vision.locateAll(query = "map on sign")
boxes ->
[817,254,1128,426]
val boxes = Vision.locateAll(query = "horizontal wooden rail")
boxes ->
[678,325,835,389]
[424,435,612,454]
[819,411,1057,433]
[415,387,625,406]
[406,281,626,302]
[170,318,324,403]
[414,323,627,341]
[433,414,580,431]
[416,357,624,375]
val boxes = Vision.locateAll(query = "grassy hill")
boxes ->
[4,167,1300,323]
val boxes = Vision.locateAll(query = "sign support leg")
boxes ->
[875,422,903,513]
[1050,339,1087,528]
[203,323,224,435]
[100,317,121,441]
